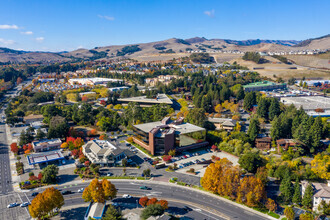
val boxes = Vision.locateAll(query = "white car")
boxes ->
[20,202,30,207]
[77,188,84,193]
[122,194,132,198]
[7,203,18,208]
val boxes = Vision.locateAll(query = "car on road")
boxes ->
[61,190,72,195]
[122,194,132,198]
[31,192,39,197]
[107,172,113,176]
[7,203,19,208]
[77,188,84,193]
[139,186,151,190]
[20,202,30,207]
[183,206,192,211]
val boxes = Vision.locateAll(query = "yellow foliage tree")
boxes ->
[82,179,117,203]
[214,104,222,114]
[311,153,330,180]
[61,143,68,149]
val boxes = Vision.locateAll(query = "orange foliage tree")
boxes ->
[10,143,19,154]
[146,198,158,206]
[139,196,149,207]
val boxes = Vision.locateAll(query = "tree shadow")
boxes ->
[57,207,88,220]
[57,174,79,184]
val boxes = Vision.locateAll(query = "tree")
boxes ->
[41,165,59,184]
[299,212,313,220]
[35,128,46,140]
[292,178,302,205]
[157,200,168,210]
[284,206,295,220]
[146,198,158,206]
[61,142,68,149]
[247,118,260,142]
[214,104,222,114]
[238,152,263,173]
[168,149,176,157]
[47,116,69,139]
[29,187,64,219]
[102,204,122,220]
[243,92,256,111]
[269,98,281,120]
[270,116,281,141]
[10,143,19,154]
[280,168,293,204]
[101,179,117,200]
[265,198,276,212]
[143,169,151,177]
[318,200,330,215]
[257,98,269,119]
[310,117,323,151]
[139,196,149,207]
[83,179,117,203]
[185,108,206,127]
[140,204,164,220]
[302,183,313,209]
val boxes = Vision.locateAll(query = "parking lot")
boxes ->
[0,193,30,220]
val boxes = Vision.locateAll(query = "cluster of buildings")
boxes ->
[68,77,123,86]
[145,75,183,86]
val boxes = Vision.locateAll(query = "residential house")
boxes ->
[207,118,236,131]
[23,114,44,124]
[301,181,330,212]
[255,137,272,151]
[276,139,304,154]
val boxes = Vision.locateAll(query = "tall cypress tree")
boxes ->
[269,98,281,120]
[310,117,323,152]
[280,168,293,204]
[292,178,302,204]
[247,118,260,142]
[302,183,313,209]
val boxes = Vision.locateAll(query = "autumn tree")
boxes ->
[29,187,64,219]
[265,198,276,212]
[299,212,313,220]
[139,196,149,207]
[311,153,330,180]
[214,104,222,114]
[82,179,117,203]
[147,198,158,206]
[157,200,169,210]
[284,206,295,220]
[237,176,266,207]
[10,143,19,154]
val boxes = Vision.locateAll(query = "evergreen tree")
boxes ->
[310,117,323,152]
[279,168,293,204]
[247,117,260,141]
[236,86,245,100]
[270,116,281,141]
[302,183,313,209]
[269,98,281,120]
[292,178,302,204]
[256,98,269,119]
[243,92,256,111]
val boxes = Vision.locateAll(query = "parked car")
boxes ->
[107,173,113,176]
[20,202,30,207]
[122,194,132,198]
[61,190,72,195]
[77,188,84,193]
[7,203,19,208]
[31,192,39,197]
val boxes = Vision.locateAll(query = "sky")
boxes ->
[0,0,329,52]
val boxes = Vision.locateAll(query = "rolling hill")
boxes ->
[0,34,329,64]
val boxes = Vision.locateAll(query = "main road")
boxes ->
[18,180,270,220]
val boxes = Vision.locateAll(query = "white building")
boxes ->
[301,180,330,212]
[68,77,123,86]
[82,140,126,166]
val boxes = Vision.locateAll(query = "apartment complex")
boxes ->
[133,117,207,155]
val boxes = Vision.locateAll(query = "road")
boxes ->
[17,181,268,220]
[0,121,12,194]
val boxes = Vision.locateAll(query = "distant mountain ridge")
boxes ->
[0,34,329,63]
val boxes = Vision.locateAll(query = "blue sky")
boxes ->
[0,0,329,52]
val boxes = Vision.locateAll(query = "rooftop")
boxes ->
[243,80,286,89]
[32,138,62,147]
[134,120,205,136]
[86,202,106,219]
[118,93,173,105]
[27,150,64,165]
[280,96,330,111]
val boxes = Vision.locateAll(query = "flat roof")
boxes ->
[280,96,330,111]
[33,138,62,147]
[87,202,106,219]
[243,81,286,88]
[118,93,173,105]
[134,121,205,135]
[27,150,64,165]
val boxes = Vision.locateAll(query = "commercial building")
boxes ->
[243,81,287,92]
[82,140,126,166]
[27,150,65,166]
[133,117,207,155]
[302,181,330,212]
[68,77,123,86]
[84,202,106,220]
[118,93,173,106]
[32,138,62,152]
[207,118,236,131]
[280,96,330,112]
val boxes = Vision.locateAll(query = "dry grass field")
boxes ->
[285,54,330,69]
